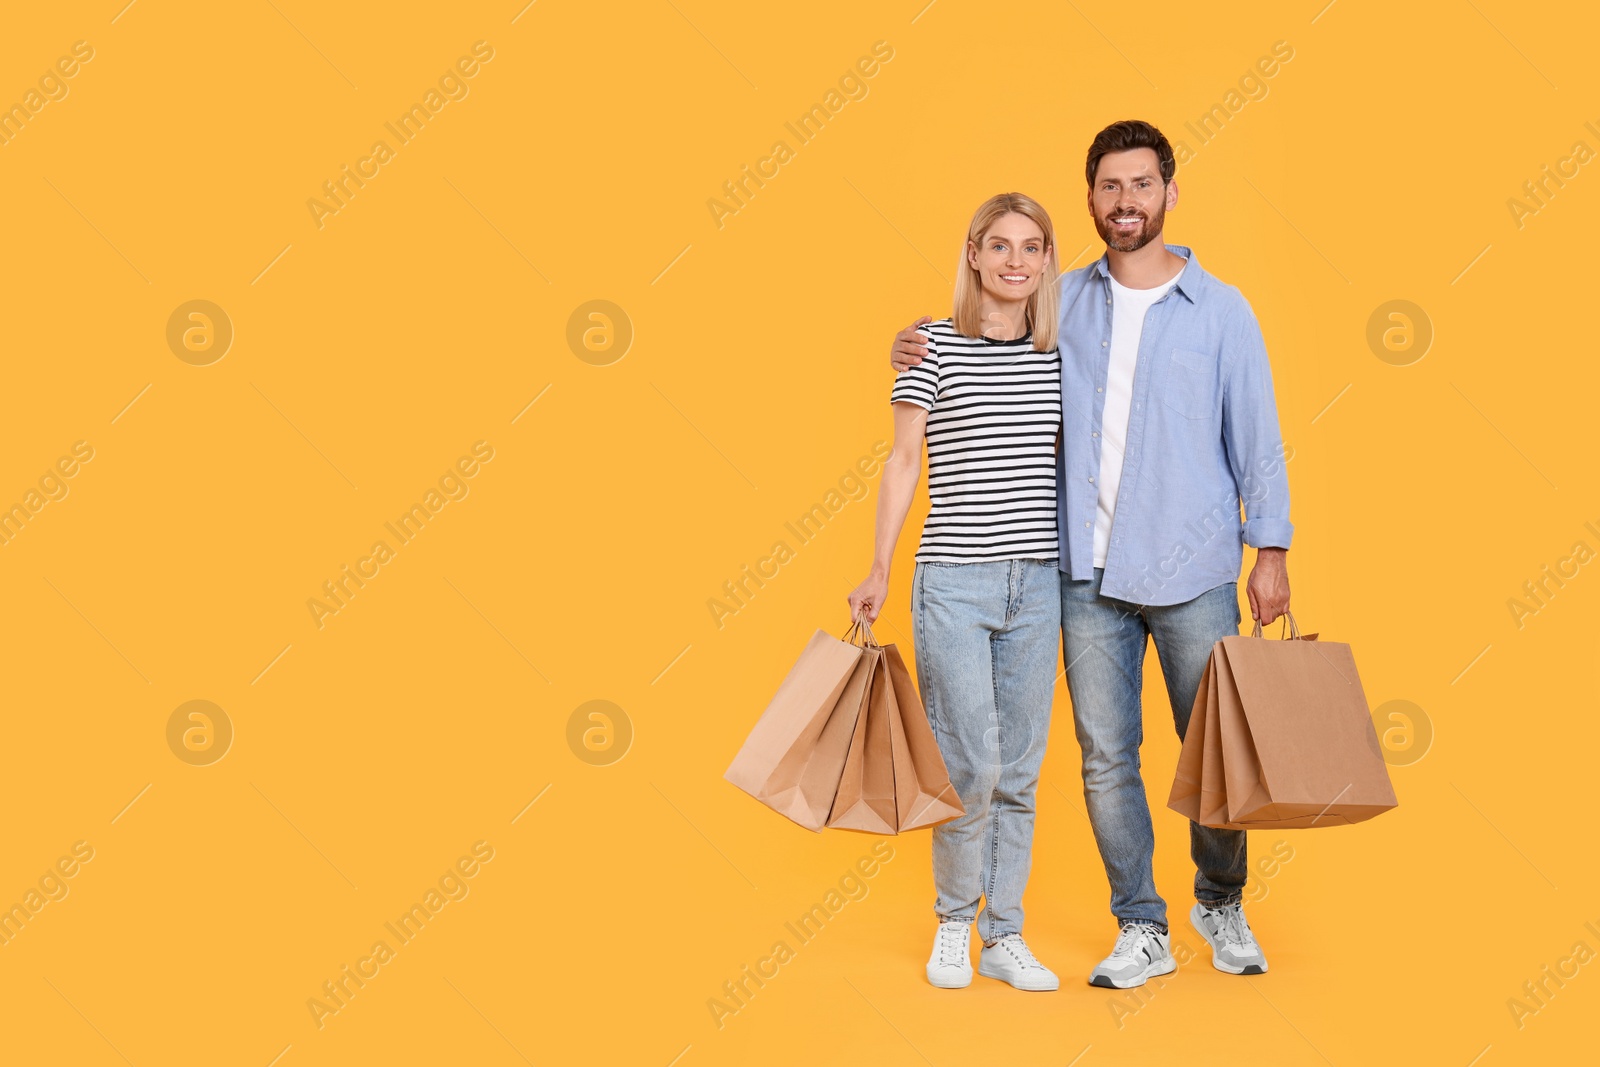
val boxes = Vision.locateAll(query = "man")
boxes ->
[889,120,1293,988]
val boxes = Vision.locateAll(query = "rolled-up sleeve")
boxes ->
[1220,299,1293,549]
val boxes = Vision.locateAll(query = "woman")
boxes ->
[847,193,1063,992]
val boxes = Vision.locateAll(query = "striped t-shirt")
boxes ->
[889,319,1062,564]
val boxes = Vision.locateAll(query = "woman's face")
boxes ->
[967,212,1049,304]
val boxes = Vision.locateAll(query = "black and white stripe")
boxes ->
[890,319,1061,564]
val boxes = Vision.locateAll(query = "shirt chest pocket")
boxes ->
[1162,347,1220,420]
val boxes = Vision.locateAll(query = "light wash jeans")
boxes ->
[910,557,1060,946]
[1059,566,1247,928]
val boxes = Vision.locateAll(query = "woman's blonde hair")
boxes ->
[952,192,1059,352]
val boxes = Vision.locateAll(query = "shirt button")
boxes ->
[1092,432,1099,437]
[1084,521,1090,528]
[1101,341,1108,347]
[1088,476,1095,483]
[1097,387,1103,393]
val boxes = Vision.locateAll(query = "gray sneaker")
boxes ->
[1189,902,1268,974]
[1088,922,1177,988]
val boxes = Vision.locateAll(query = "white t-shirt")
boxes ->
[1093,272,1182,567]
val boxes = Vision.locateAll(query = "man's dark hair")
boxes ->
[1085,120,1176,188]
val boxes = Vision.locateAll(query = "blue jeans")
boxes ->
[1060,566,1246,927]
[911,557,1060,946]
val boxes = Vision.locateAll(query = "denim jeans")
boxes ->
[1059,566,1246,927]
[911,557,1060,945]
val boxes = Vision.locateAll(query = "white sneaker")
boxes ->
[977,934,1059,991]
[926,921,972,988]
[1190,902,1268,974]
[1088,923,1177,988]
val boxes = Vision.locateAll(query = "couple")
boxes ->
[846,120,1294,992]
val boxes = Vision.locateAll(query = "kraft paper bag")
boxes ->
[1168,655,1212,823]
[1168,613,1397,830]
[731,617,964,835]
[826,648,899,833]
[1222,624,1396,828]
[1213,641,1269,828]
[1198,656,1235,828]
[1169,655,1246,828]
[725,627,869,831]
[1169,634,1280,831]
[1169,652,1242,828]
[827,636,963,833]
[881,642,964,832]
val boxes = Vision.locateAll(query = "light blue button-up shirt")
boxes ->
[1056,244,1293,606]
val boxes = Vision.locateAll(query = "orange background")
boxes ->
[0,2,1595,1064]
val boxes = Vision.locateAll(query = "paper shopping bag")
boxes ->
[1220,628,1397,827]
[1169,612,1397,829]
[827,635,964,833]
[725,627,870,831]
[1169,651,1242,828]
[826,646,899,833]
[1212,640,1268,827]
[881,642,964,831]
[1198,654,1238,828]
[1168,655,1212,823]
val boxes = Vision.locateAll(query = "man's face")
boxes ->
[1088,148,1178,252]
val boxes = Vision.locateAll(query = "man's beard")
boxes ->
[1095,202,1164,252]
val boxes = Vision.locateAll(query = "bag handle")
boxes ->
[1250,610,1302,640]
[845,610,880,648]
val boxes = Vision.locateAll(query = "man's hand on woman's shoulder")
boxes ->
[891,315,932,372]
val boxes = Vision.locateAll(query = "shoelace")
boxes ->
[936,925,968,967]
[1110,923,1159,960]
[1210,905,1257,950]
[997,936,1045,970]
